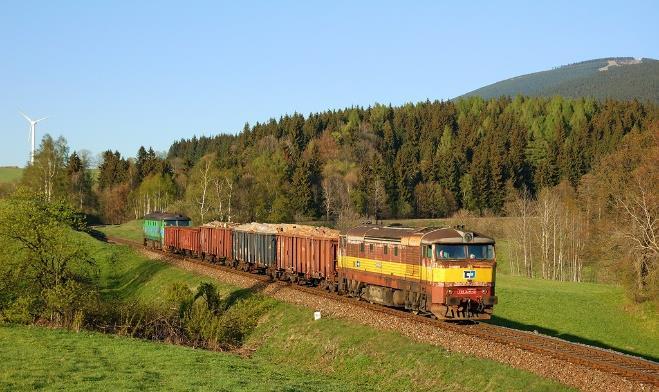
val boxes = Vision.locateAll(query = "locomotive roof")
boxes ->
[233,222,339,239]
[143,212,190,221]
[344,224,494,245]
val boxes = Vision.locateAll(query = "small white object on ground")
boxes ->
[314,311,321,320]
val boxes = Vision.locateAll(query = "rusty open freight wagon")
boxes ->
[275,224,339,284]
[200,223,235,262]
[165,226,201,256]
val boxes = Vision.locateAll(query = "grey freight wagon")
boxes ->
[232,223,277,271]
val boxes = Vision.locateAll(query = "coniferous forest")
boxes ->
[13,95,658,297]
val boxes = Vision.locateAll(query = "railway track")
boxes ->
[107,235,659,388]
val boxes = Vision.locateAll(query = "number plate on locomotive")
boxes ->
[463,270,476,279]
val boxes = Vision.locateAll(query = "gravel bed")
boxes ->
[137,247,655,392]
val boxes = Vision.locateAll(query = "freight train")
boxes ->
[143,212,498,320]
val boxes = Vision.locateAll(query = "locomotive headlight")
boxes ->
[482,288,488,294]
[447,289,452,295]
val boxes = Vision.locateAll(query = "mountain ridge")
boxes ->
[458,57,659,102]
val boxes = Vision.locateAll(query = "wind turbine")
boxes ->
[19,112,47,164]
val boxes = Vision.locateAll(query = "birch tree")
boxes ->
[505,186,534,277]
[22,135,69,203]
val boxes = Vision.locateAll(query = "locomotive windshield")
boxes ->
[435,245,466,259]
[435,244,495,260]
[467,245,495,260]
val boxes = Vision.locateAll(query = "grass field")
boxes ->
[0,167,23,183]
[490,274,658,360]
[97,220,144,243]
[97,221,659,361]
[1,232,572,391]
[0,325,350,391]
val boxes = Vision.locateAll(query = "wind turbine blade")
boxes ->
[34,117,48,123]
[19,111,32,122]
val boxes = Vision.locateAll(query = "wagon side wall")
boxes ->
[200,227,233,259]
[233,230,276,268]
[276,234,337,279]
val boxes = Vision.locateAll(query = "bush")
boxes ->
[90,282,273,351]
[42,281,99,329]
[0,190,98,328]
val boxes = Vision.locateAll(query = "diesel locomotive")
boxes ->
[338,225,497,320]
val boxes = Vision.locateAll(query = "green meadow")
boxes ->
[0,167,22,183]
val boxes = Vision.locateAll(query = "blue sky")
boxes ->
[2,1,657,167]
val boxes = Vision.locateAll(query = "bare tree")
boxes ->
[213,178,224,220]
[321,177,333,222]
[370,177,388,222]
[506,186,534,277]
[613,171,658,292]
[535,188,557,279]
[531,183,588,282]
[194,158,212,224]
[322,175,344,223]
[225,176,233,222]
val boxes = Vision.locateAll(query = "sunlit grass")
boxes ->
[0,167,22,183]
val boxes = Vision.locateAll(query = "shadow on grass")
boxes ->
[89,229,108,242]
[221,280,273,310]
[484,315,659,362]
[100,256,170,302]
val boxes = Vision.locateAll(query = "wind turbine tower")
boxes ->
[20,112,47,164]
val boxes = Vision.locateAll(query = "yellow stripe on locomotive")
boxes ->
[338,255,494,284]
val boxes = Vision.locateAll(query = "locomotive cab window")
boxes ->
[423,245,433,258]
[435,244,466,259]
[359,243,365,253]
[467,245,495,260]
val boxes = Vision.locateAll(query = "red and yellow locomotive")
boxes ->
[337,225,497,320]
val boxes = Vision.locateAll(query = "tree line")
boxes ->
[169,96,655,222]
[13,95,658,299]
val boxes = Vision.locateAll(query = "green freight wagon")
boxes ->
[143,212,191,248]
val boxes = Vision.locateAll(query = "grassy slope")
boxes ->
[1,231,570,391]
[0,325,348,392]
[98,220,658,360]
[98,220,144,243]
[0,167,23,183]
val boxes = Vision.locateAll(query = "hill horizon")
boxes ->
[458,56,659,102]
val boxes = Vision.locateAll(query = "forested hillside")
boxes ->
[461,57,659,102]
[15,95,658,296]
[166,96,655,223]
